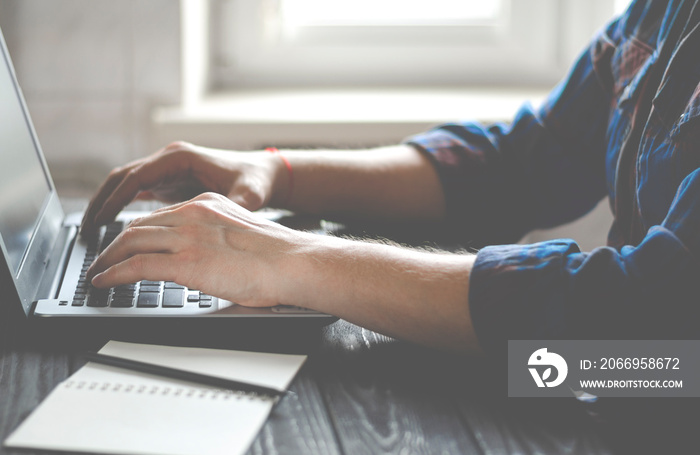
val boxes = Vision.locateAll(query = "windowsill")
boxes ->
[151,87,548,149]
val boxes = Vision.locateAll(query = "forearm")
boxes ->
[279,233,481,353]
[271,145,446,221]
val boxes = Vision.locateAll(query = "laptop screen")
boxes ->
[0,40,51,274]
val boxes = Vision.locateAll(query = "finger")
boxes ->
[93,152,193,228]
[136,182,205,204]
[80,163,140,235]
[91,253,179,289]
[86,226,178,282]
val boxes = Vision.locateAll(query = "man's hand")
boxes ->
[86,192,307,307]
[86,193,479,352]
[80,142,288,235]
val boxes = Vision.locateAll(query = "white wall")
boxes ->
[0,0,181,194]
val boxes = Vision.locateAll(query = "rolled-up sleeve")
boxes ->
[404,23,621,352]
[406,20,616,246]
[470,169,700,355]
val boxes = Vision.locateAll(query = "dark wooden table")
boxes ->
[0,201,690,455]
[0,315,617,455]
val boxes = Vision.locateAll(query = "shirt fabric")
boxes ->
[407,0,700,356]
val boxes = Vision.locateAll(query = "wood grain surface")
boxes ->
[0,307,620,455]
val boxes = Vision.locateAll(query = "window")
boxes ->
[201,0,615,92]
[280,0,503,26]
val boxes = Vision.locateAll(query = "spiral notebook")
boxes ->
[3,341,307,455]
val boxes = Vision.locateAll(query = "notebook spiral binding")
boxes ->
[63,380,273,401]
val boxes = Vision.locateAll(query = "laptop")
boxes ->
[0,28,333,324]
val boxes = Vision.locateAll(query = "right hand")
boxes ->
[80,141,287,235]
[86,192,310,308]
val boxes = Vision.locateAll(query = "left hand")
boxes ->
[80,141,289,236]
[86,192,310,307]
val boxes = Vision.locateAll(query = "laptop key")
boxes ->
[112,291,136,299]
[137,292,159,308]
[139,284,161,293]
[113,288,135,295]
[111,297,134,308]
[162,289,185,308]
[87,291,110,307]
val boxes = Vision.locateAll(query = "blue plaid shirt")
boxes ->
[408,0,700,355]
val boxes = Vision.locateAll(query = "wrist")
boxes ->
[265,148,293,208]
[270,230,332,307]
[274,234,372,313]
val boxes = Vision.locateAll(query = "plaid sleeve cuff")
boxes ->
[469,226,695,357]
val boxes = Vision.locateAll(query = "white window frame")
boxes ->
[180,0,617,109]
[184,0,616,96]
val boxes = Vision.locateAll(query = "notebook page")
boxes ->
[4,342,308,455]
[100,340,307,391]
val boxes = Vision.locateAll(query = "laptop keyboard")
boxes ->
[71,222,213,310]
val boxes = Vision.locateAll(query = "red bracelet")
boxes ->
[265,147,294,207]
